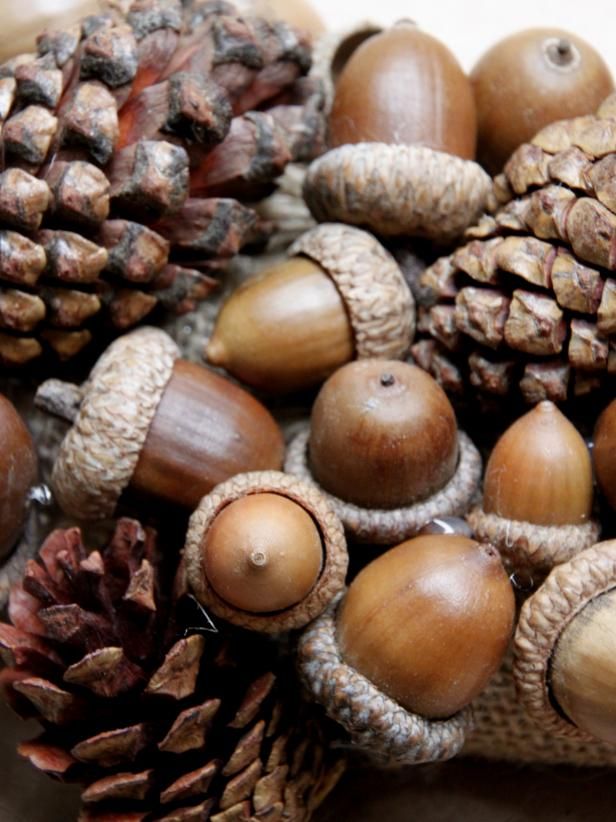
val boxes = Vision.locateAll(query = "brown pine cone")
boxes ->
[414,94,616,405]
[0,0,325,367]
[0,518,344,821]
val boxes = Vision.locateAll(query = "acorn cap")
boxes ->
[467,508,600,579]
[513,539,616,742]
[303,143,493,242]
[297,598,473,765]
[285,425,481,543]
[289,223,415,361]
[48,327,180,521]
[184,471,348,634]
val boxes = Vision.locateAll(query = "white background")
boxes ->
[307,0,616,75]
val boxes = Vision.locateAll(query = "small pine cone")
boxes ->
[0,0,325,367]
[0,519,344,821]
[414,95,616,405]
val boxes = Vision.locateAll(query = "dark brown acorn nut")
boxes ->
[184,471,348,633]
[298,534,514,764]
[468,400,600,579]
[514,539,616,745]
[35,327,285,521]
[285,359,482,543]
[303,21,492,242]
[471,28,614,174]
[594,399,616,510]
[0,394,37,561]
[206,223,415,394]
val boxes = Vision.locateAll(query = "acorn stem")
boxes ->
[34,379,84,423]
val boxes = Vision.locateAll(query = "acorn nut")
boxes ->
[594,399,616,510]
[0,394,43,608]
[206,223,415,394]
[514,539,616,745]
[298,534,514,763]
[285,360,482,543]
[471,28,614,173]
[468,400,599,578]
[304,21,492,242]
[35,327,285,520]
[184,471,348,633]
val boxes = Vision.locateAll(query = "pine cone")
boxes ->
[0,519,344,821]
[0,0,325,367]
[414,95,616,405]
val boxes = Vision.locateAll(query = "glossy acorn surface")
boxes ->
[0,395,37,559]
[471,28,614,172]
[309,360,459,509]
[329,21,477,159]
[336,534,515,718]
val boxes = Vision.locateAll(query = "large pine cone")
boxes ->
[0,519,343,821]
[414,94,616,406]
[0,0,325,366]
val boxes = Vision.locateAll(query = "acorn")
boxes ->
[206,223,415,394]
[184,471,348,633]
[468,400,600,578]
[285,359,482,543]
[35,327,285,521]
[303,21,492,242]
[0,394,44,607]
[298,534,515,764]
[594,399,616,510]
[471,29,614,174]
[514,539,616,745]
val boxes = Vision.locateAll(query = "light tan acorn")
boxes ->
[285,359,482,543]
[35,327,284,520]
[468,400,599,578]
[298,534,514,764]
[514,539,616,745]
[471,28,614,173]
[184,471,348,633]
[303,21,492,242]
[206,223,415,394]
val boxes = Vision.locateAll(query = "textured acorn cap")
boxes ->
[184,471,348,634]
[285,425,481,543]
[467,508,600,580]
[297,598,473,765]
[289,223,415,360]
[46,327,180,521]
[514,539,616,742]
[303,143,493,242]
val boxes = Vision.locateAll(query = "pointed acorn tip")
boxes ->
[205,334,227,367]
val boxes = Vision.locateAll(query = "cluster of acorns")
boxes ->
[0,1,615,821]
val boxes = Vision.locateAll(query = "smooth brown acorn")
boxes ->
[304,21,492,241]
[337,535,515,718]
[184,471,348,633]
[471,28,614,173]
[0,394,38,560]
[35,327,285,521]
[594,399,616,510]
[468,401,599,577]
[285,359,482,543]
[206,223,414,394]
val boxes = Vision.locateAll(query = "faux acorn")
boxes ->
[35,328,284,520]
[206,223,415,394]
[285,359,482,543]
[594,399,616,510]
[184,471,348,633]
[471,28,614,173]
[303,21,492,242]
[514,539,616,745]
[468,400,599,577]
[298,534,515,764]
